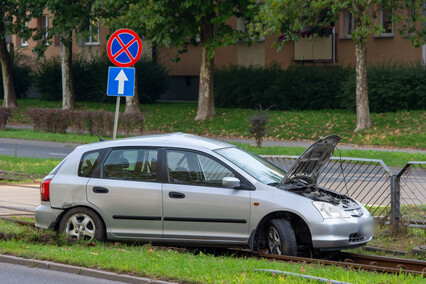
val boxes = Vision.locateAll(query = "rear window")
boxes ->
[78,150,103,177]
[49,157,67,176]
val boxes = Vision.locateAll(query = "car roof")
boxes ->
[75,132,233,152]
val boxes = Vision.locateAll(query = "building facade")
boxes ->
[12,10,426,101]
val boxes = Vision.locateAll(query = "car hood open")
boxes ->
[281,135,341,185]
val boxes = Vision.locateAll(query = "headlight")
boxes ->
[313,201,350,219]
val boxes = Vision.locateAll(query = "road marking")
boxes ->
[48,153,68,156]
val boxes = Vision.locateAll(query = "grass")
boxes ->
[0,220,423,283]
[0,155,61,176]
[3,99,426,149]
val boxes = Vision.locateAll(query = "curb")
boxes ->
[0,254,176,284]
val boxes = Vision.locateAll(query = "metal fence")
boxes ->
[262,156,425,227]
[394,162,426,227]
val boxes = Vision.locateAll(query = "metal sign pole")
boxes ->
[113,96,120,139]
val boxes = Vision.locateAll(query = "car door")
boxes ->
[162,149,251,244]
[87,147,162,239]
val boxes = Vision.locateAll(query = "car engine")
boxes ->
[283,184,360,210]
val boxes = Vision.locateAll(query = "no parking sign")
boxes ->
[107,29,142,67]
[106,29,142,139]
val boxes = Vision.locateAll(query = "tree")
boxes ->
[97,0,256,120]
[35,0,100,110]
[255,0,425,131]
[0,1,42,108]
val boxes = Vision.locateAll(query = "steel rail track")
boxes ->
[1,217,424,276]
[254,252,425,276]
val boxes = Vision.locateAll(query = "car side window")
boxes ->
[166,150,234,187]
[78,151,102,177]
[102,148,158,182]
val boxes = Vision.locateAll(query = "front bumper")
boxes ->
[35,202,63,230]
[309,213,375,250]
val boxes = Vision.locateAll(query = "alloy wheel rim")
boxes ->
[268,226,282,255]
[65,213,95,240]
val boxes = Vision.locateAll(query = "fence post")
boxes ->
[390,174,401,225]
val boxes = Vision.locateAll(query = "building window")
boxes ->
[42,15,49,44]
[344,11,354,38]
[237,17,264,42]
[380,9,394,36]
[21,22,28,46]
[84,18,99,45]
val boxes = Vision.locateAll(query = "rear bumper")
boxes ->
[35,202,63,230]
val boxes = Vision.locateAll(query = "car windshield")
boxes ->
[215,147,286,186]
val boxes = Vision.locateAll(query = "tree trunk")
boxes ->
[124,69,141,114]
[354,42,371,132]
[195,21,215,121]
[0,21,17,108]
[61,33,75,110]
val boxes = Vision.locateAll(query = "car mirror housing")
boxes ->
[222,177,240,189]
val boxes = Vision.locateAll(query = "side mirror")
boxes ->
[222,177,240,189]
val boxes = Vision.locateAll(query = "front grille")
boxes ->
[349,233,365,243]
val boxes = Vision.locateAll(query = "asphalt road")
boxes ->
[0,138,77,158]
[0,262,125,284]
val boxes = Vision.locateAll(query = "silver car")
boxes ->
[36,133,374,256]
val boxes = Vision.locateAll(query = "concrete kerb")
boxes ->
[0,254,176,284]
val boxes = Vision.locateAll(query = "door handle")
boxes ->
[169,191,185,199]
[93,186,109,194]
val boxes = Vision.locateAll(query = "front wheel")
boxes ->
[266,218,297,256]
[59,207,105,241]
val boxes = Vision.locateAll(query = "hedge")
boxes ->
[32,55,170,104]
[214,63,426,113]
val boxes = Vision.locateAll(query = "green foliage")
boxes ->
[339,64,426,112]
[32,55,169,104]
[98,0,256,59]
[0,63,31,99]
[135,58,170,104]
[215,65,350,110]
[215,64,426,113]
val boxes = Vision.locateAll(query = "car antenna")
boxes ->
[93,131,105,142]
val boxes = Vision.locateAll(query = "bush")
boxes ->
[32,55,170,104]
[214,65,350,111]
[27,108,74,134]
[0,107,13,130]
[339,64,426,112]
[26,108,72,133]
[215,63,425,113]
[0,64,32,99]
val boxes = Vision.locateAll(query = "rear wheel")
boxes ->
[59,207,105,241]
[266,218,297,256]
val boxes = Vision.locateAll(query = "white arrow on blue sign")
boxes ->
[107,67,135,97]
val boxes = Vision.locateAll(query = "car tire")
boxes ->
[59,207,105,241]
[266,218,297,256]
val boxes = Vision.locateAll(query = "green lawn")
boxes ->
[3,99,426,149]
[0,220,423,283]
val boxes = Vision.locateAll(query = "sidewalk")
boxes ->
[0,183,39,216]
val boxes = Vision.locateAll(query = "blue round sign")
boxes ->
[107,29,142,67]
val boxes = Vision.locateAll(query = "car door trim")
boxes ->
[112,215,162,221]
[163,217,247,224]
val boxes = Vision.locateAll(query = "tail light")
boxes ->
[40,179,51,201]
